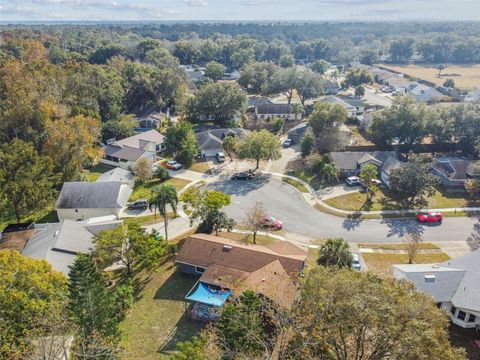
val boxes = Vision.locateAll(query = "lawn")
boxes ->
[282,177,309,193]
[378,63,480,90]
[362,252,450,278]
[188,160,211,174]
[284,169,329,191]
[82,163,115,182]
[119,261,204,360]
[123,213,177,227]
[217,231,279,246]
[358,243,440,250]
[324,187,477,212]
[130,178,191,201]
[0,205,58,231]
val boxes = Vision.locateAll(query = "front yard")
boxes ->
[188,159,211,174]
[129,178,191,202]
[119,261,203,360]
[324,187,478,212]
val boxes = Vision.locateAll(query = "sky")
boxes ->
[1,0,480,22]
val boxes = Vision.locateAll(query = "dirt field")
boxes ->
[378,64,480,90]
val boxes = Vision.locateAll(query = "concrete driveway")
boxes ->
[206,175,480,248]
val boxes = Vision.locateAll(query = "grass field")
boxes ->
[362,252,450,278]
[324,187,477,212]
[119,261,203,360]
[378,64,480,90]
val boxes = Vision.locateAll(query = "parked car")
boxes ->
[381,86,393,93]
[352,254,361,271]
[163,160,183,170]
[346,176,361,186]
[128,199,148,211]
[216,152,225,162]
[261,216,283,230]
[231,172,254,180]
[361,179,382,188]
[282,139,292,148]
[416,211,443,223]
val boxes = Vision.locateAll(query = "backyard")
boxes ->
[119,260,203,360]
[82,163,116,182]
[378,63,480,90]
[324,187,478,212]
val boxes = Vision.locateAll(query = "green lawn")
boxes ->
[188,160,211,174]
[123,213,177,227]
[130,178,191,201]
[282,177,309,193]
[284,170,332,191]
[82,163,115,182]
[0,205,58,230]
[119,261,203,360]
[358,243,440,250]
[324,187,478,212]
[362,252,451,278]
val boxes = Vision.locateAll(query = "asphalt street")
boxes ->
[207,175,480,247]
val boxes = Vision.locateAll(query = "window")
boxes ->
[195,266,205,274]
[457,310,467,321]
[467,314,476,323]
[451,306,457,315]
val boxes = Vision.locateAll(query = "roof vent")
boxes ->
[425,275,436,283]
[223,245,232,251]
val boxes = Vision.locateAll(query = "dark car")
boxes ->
[231,172,254,180]
[128,199,148,211]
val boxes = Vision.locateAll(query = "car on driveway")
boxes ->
[352,254,361,271]
[346,176,361,186]
[261,216,283,230]
[231,172,254,180]
[216,152,225,163]
[163,160,183,170]
[282,139,292,148]
[416,211,443,223]
[128,199,148,211]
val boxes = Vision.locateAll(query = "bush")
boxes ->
[155,166,170,181]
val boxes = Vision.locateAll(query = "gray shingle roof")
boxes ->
[433,158,477,180]
[103,144,146,162]
[56,182,132,209]
[256,104,292,115]
[22,219,121,274]
[394,250,480,312]
[97,168,134,184]
[321,96,356,110]
[330,151,398,170]
[196,128,249,151]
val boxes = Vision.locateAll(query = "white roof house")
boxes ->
[407,84,445,102]
[394,250,480,328]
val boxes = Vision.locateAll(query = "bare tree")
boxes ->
[404,232,422,264]
[244,202,266,244]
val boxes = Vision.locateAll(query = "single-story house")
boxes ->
[255,103,302,121]
[196,128,249,158]
[380,156,403,187]
[384,76,416,93]
[56,182,132,220]
[101,129,165,170]
[97,168,135,189]
[176,234,306,321]
[320,96,357,118]
[432,158,480,192]
[324,79,340,95]
[330,151,399,181]
[465,88,480,102]
[133,111,166,130]
[336,95,365,114]
[407,84,446,103]
[28,218,120,274]
[393,250,480,329]
[287,122,311,144]
[247,96,274,108]
[370,68,397,83]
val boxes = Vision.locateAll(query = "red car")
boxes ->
[261,216,283,230]
[416,211,443,223]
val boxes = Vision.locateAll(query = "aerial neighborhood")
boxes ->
[1,18,480,360]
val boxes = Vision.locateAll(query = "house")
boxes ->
[101,130,165,170]
[196,128,249,158]
[358,110,377,131]
[370,68,397,83]
[254,103,302,121]
[323,79,340,95]
[176,234,306,321]
[407,84,446,102]
[336,95,365,114]
[56,182,132,220]
[247,96,274,108]
[97,168,135,189]
[385,76,416,93]
[0,222,36,252]
[393,250,480,329]
[23,217,121,274]
[380,156,403,187]
[320,96,357,118]
[465,88,480,102]
[432,157,480,192]
[133,111,166,130]
[287,122,311,144]
[330,151,399,181]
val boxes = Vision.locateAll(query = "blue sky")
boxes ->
[1,0,479,22]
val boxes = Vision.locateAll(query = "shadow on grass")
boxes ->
[154,270,205,356]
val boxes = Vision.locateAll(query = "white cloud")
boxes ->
[184,0,208,6]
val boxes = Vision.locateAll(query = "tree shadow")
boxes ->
[342,212,364,231]
[380,218,426,239]
[207,174,272,197]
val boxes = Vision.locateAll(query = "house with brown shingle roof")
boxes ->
[176,234,306,320]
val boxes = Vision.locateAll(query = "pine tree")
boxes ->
[68,254,120,359]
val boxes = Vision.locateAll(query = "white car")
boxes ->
[352,254,361,271]
[346,176,361,186]
[282,139,293,148]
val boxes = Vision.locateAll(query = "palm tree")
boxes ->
[319,162,340,184]
[317,237,353,268]
[149,184,178,241]
[359,163,379,202]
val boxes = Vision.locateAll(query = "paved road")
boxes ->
[207,176,479,247]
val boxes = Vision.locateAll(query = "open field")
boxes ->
[378,64,480,90]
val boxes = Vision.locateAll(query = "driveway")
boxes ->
[206,176,480,247]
